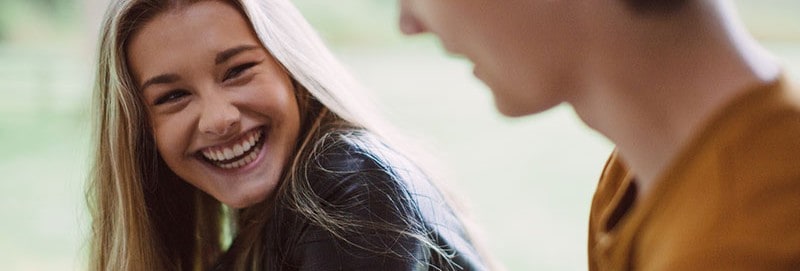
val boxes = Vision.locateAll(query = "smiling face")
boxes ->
[126,1,301,208]
[398,0,589,116]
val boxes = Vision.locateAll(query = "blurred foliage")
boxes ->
[0,0,79,43]
[735,0,800,40]
[291,0,402,46]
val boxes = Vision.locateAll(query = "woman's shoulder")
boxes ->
[306,129,458,229]
[290,130,489,271]
[307,129,416,201]
[311,130,387,173]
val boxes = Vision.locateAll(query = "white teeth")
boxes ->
[203,149,221,161]
[200,129,264,169]
[233,144,244,156]
[244,151,254,164]
[218,149,259,170]
[223,148,234,160]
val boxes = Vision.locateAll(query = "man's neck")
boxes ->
[569,0,780,198]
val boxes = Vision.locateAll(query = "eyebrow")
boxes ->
[140,73,180,91]
[139,45,260,91]
[215,45,260,65]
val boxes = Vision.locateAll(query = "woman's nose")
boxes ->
[198,94,241,137]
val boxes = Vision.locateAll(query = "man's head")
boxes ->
[397,0,691,117]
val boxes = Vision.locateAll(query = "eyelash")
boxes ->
[223,62,258,81]
[151,62,259,106]
[154,90,189,105]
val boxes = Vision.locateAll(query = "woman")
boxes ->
[87,0,492,270]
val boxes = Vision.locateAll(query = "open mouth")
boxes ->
[200,128,266,170]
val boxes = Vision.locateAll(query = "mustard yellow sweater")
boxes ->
[589,77,800,270]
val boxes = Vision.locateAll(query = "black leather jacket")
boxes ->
[250,131,489,271]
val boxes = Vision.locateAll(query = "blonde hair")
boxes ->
[89,0,486,270]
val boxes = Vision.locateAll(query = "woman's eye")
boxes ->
[223,62,258,81]
[154,90,189,105]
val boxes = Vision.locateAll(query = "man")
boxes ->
[398,0,800,270]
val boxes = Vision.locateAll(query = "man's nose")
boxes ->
[398,3,426,35]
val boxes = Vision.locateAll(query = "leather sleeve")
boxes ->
[287,145,433,271]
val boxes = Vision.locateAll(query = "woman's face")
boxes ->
[127,1,301,208]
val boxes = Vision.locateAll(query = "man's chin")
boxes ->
[493,96,560,118]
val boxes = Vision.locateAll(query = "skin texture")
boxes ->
[127,1,301,208]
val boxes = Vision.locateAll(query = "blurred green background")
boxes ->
[0,0,798,270]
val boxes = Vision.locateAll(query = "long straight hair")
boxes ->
[88,0,488,270]
[89,0,228,269]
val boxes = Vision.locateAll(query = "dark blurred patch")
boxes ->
[624,0,689,14]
